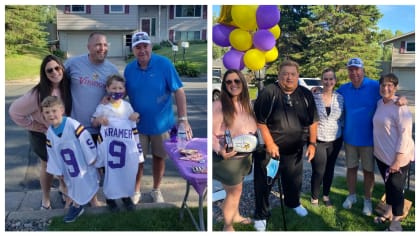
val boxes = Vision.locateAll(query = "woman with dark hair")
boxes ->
[373,73,414,231]
[212,69,257,231]
[9,54,72,210]
[310,68,344,207]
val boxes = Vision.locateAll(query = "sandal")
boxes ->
[374,215,390,224]
[40,204,52,210]
[235,217,253,225]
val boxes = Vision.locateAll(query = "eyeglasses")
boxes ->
[284,94,293,107]
[46,66,61,74]
[225,79,241,85]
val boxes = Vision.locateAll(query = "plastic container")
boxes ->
[177,122,187,150]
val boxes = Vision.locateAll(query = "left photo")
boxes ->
[5,5,208,231]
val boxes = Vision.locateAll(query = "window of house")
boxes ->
[175,31,201,41]
[406,41,415,53]
[110,5,124,13]
[175,5,201,18]
[71,5,85,13]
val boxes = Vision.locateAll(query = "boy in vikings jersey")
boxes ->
[92,74,144,212]
[41,96,99,223]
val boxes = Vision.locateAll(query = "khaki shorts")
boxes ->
[139,132,169,159]
[344,142,374,172]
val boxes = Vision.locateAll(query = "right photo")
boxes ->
[211,5,415,232]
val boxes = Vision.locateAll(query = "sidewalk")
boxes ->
[5,155,203,231]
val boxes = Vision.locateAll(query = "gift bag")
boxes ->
[375,194,412,219]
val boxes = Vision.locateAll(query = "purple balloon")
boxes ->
[213,24,235,47]
[223,49,245,70]
[256,5,280,29]
[253,29,276,51]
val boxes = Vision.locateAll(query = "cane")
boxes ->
[277,169,287,231]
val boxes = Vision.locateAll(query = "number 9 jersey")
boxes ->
[96,117,145,199]
[46,117,99,205]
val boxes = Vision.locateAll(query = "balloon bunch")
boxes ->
[213,5,281,71]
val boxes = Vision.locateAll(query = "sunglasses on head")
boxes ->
[46,66,61,74]
[225,79,241,85]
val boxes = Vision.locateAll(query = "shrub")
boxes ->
[175,61,200,77]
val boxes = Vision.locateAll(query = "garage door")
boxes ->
[393,68,414,91]
[67,33,89,58]
[66,32,124,58]
[106,33,124,57]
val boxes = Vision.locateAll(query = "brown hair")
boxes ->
[379,73,399,86]
[220,69,255,128]
[106,74,126,87]
[40,96,64,111]
[278,60,300,74]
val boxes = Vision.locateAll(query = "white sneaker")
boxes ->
[253,219,266,231]
[131,192,141,204]
[363,199,372,216]
[342,194,357,209]
[293,204,308,217]
[151,189,164,203]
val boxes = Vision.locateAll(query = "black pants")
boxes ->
[376,158,410,216]
[310,137,343,199]
[253,147,304,220]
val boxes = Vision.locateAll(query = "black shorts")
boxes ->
[29,131,47,162]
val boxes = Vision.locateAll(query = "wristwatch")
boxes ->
[178,116,188,121]
[308,142,317,148]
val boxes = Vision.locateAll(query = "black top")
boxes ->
[254,83,319,154]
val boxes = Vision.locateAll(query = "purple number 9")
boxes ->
[60,148,80,177]
[108,140,126,169]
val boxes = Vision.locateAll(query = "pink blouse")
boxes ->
[373,98,415,166]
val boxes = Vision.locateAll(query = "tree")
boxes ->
[5,5,49,55]
[295,5,383,84]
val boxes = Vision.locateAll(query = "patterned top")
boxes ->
[313,91,344,142]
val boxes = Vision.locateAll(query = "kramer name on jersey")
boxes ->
[104,127,133,139]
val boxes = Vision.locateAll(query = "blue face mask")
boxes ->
[109,92,125,100]
[266,158,279,185]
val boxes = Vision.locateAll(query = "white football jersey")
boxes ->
[46,117,99,205]
[96,117,144,199]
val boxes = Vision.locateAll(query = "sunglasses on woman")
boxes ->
[46,66,61,74]
[225,79,241,85]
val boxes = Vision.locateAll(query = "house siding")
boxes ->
[56,5,207,57]
[383,33,415,91]
[57,5,138,30]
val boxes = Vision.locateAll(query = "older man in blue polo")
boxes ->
[337,58,380,216]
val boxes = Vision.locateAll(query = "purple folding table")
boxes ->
[164,138,207,231]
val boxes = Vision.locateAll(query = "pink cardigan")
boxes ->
[9,88,61,133]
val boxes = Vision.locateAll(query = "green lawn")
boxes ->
[213,176,415,231]
[48,206,207,231]
[5,42,207,81]
[127,43,208,74]
[5,49,50,81]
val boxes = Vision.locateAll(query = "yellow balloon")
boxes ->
[269,25,281,40]
[231,5,258,31]
[244,49,266,71]
[229,28,252,51]
[265,47,279,62]
[217,5,237,27]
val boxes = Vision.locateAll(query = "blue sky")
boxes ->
[213,5,415,34]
